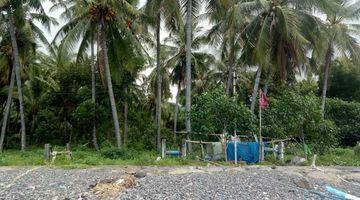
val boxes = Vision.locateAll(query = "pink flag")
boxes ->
[259,90,269,109]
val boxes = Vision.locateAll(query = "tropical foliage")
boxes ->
[0,0,359,156]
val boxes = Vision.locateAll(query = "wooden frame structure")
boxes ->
[44,143,72,163]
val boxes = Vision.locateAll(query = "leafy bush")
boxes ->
[326,99,360,146]
[306,120,339,154]
[264,85,338,153]
[354,145,360,157]
[190,88,256,134]
[102,148,136,160]
[35,109,66,144]
[263,87,322,138]
[327,60,360,102]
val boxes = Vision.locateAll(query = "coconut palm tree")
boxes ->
[144,0,182,151]
[0,0,54,151]
[240,0,336,112]
[162,22,215,136]
[319,0,360,117]
[52,0,141,149]
[182,0,201,141]
[206,0,251,96]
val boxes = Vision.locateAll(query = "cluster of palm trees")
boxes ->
[0,0,359,151]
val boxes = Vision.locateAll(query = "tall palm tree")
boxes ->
[319,0,360,117]
[163,22,215,136]
[0,0,54,151]
[53,0,141,149]
[206,0,251,96]
[241,0,335,111]
[90,36,99,150]
[144,0,181,151]
[7,4,26,151]
[183,0,200,141]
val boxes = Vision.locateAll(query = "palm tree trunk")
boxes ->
[185,0,193,143]
[29,114,36,145]
[100,18,122,148]
[173,81,181,139]
[226,35,236,96]
[91,37,99,150]
[321,42,333,118]
[0,67,15,152]
[155,14,162,152]
[8,8,26,151]
[250,67,262,113]
[124,100,129,146]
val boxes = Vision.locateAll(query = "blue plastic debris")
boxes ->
[326,186,360,200]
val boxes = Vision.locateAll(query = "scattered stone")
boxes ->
[1,166,359,200]
[133,171,146,178]
[294,178,312,189]
[290,156,307,166]
[271,165,277,169]
[99,178,116,184]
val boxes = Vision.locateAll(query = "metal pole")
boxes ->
[233,71,238,165]
[234,131,237,165]
[259,91,264,162]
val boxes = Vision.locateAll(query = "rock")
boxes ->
[271,165,276,169]
[156,157,162,161]
[290,156,307,166]
[99,178,116,184]
[294,178,312,189]
[133,171,146,178]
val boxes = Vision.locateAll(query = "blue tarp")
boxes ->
[226,142,260,163]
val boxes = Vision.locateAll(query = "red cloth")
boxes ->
[259,90,269,109]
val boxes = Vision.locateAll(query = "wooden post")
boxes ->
[200,141,205,159]
[44,144,52,162]
[181,138,187,158]
[224,137,228,162]
[280,142,284,163]
[311,154,317,168]
[161,139,166,158]
[272,142,277,160]
[66,143,72,159]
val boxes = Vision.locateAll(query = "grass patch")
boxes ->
[316,148,360,166]
[0,147,202,168]
[1,146,359,167]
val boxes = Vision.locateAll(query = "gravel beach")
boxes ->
[0,166,359,200]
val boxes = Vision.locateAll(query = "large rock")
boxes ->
[133,171,147,178]
[293,178,312,189]
[290,156,307,166]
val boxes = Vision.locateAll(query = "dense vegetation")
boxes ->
[0,0,359,162]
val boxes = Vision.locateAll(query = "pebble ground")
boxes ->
[0,166,359,200]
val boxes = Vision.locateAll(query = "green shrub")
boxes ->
[326,99,360,146]
[354,145,360,157]
[190,88,256,134]
[264,85,339,153]
[102,148,135,160]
